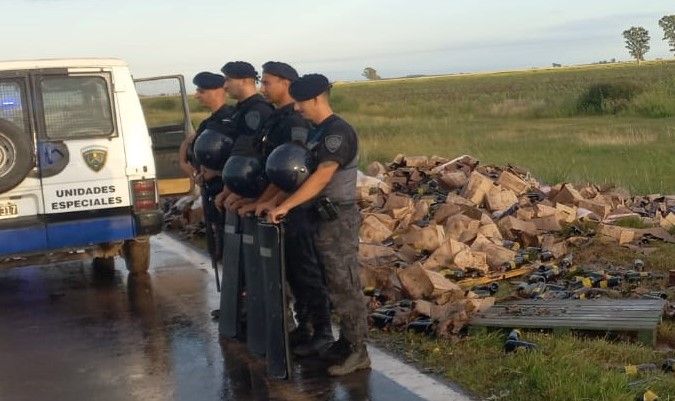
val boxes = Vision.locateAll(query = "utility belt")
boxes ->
[312,196,355,221]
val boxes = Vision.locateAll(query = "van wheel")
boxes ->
[123,237,151,275]
[0,119,33,194]
[92,256,115,271]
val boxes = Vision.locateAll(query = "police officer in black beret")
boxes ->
[180,72,235,300]
[214,62,274,210]
[268,74,370,376]
[234,62,334,355]
[179,72,233,181]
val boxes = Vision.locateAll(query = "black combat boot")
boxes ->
[293,323,334,357]
[319,334,351,362]
[288,320,313,348]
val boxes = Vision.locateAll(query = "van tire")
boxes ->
[92,256,115,271]
[0,119,33,194]
[123,237,151,274]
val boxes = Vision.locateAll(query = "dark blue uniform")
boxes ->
[259,104,332,340]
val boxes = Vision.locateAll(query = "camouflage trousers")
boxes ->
[313,204,368,347]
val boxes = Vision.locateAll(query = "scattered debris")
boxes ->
[355,154,674,339]
[636,389,660,401]
[503,329,537,353]
[624,363,659,375]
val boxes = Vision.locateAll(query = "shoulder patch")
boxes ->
[245,110,261,130]
[291,127,309,144]
[324,134,342,153]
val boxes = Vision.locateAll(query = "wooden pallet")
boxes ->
[469,299,666,346]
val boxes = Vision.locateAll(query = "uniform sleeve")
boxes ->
[314,124,357,167]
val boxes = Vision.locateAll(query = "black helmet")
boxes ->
[265,142,316,192]
[222,155,268,198]
[193,128,234,171]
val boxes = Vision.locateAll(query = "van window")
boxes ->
[0,80,29,133]
[40,76,114,139]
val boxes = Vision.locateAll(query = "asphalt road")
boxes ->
[0,233,472,401]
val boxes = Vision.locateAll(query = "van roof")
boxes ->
[0,58,128,71]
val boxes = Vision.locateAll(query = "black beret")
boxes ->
[262,61,299,81]
[221,61,258,79]
[289,74,331,101]
[193,72,225,89]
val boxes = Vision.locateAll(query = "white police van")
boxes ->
[0,58,193,273]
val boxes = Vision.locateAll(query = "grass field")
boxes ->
[144,61,675,194]
[330,61,675,194]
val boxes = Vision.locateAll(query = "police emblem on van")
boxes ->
[81,146,107,172]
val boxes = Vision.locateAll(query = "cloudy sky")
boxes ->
[3,0,674,82]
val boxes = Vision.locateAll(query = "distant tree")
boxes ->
[622,26,650,64]
[658,15,675,55]
[362,67,381,80]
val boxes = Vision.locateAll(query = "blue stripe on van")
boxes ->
[46,215,135,249]
[0,223,48,256]
[0,214,136,257]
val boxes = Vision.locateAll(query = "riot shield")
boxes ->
[218,210,244,339]
[241,216,266,356]
[257,221,292,379]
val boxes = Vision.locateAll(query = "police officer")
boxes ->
[182,72,234,281]
[179,71,233,181]
[268,74,370,376]
[237,62,334,354]
[214,62,274,210]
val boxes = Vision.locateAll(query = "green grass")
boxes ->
[613,217,653,229]
[370,329,675,401]
[330,61,675,194]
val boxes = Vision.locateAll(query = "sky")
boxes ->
[2,0,674,84]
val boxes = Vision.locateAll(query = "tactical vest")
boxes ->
[259,104,303,157]
[307,117,358,204]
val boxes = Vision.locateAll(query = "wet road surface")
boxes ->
[0,233,472,401]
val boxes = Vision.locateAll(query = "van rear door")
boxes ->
[134,75,194,196]
[34,69,134,249]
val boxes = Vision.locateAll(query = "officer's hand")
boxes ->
[255,200,276,217]
[202,167,220,181]
[213,191,224,211]
[193,170,204,186]
[224,193,242,211]
[237,201,257,216]
[268,206,289,224]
